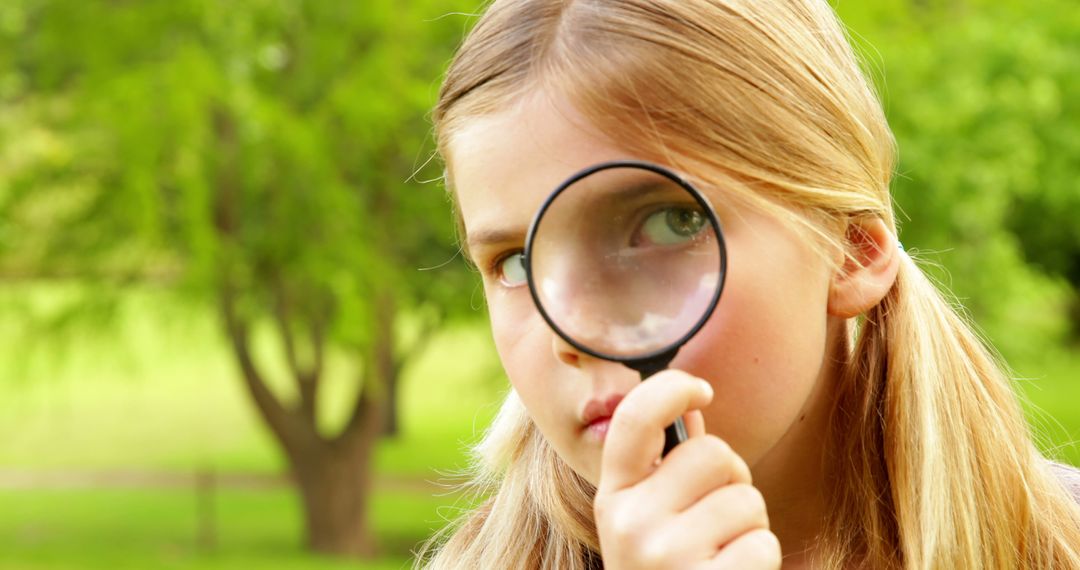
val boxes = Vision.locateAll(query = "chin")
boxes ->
[565,452,601,487]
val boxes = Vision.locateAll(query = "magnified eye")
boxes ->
[497,252,527,287]
[639,206,707,246]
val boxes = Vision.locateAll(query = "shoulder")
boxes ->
[1048,460,1080,504]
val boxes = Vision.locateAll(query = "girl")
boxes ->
[419,0,1080,568]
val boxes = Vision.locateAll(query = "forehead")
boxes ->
[448,96,632,247]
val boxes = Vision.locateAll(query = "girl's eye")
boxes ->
[496,251,527,287]
[638,207,707,246]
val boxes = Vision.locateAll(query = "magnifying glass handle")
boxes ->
[632,351,688,457]
[663,418,689,456]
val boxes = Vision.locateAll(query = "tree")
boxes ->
[836,0,1080,355]
[1,0,479,557]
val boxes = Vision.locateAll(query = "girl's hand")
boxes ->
[594,371,781,569]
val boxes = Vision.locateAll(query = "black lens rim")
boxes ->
[523,160,728,364]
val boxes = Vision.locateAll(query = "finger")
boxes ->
[600,371,713,492]
[652,484,770,563]
[685,483,769,545]
[684,409,706,438]
[638,435,753,512]
[706,528,781,570]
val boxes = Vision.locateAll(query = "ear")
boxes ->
[828,218,901,318]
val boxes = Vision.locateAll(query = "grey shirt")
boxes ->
[1050,461,1080,504]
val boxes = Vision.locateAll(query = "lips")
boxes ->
[581,394,625,430]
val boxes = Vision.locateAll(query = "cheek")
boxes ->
[486,287,550,397]
[671,235,833,461]
[487,288,588,467]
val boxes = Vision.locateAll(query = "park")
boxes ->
[1,0,1077,567]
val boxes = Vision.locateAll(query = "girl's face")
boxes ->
[449,94,842,487]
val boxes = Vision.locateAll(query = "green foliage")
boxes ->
[0,0,481,358]
[836,0,1080,356]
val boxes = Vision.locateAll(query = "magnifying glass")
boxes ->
[524,160,727,456]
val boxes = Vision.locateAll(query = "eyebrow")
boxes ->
[461,176,686,250]
[466,227,527,250]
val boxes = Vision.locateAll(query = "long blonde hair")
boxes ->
[419,1,1080,568]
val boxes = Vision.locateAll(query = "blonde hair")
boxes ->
[419,0,1080,568]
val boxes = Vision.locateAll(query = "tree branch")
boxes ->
[307,307,327,396]
[272,276,303,383]
[271,275,318,421]
[337,291,394,447]
[219,277,296,448]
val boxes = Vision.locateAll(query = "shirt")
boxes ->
[1050,460,1080,504]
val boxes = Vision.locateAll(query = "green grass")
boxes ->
[0,486,467,569]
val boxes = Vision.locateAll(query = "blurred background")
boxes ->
[0,0,1076,568]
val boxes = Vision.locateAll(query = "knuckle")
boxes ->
[701,434,733,457]
[608,515,642,546]
[748,529,782,568]
[635,535,671,567]
[732,483,766,510]
[695,436,733,473]
[716,530,781,570]
[729,484,768,523]
[700,437,750,483]
[596,498,642,543]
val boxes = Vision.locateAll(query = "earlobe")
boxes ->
[827,218,901,318]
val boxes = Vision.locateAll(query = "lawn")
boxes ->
[0,487,464,569]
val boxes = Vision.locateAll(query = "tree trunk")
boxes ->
[381,369,400,437]
[290,435,380,558]
[375,291,399,438]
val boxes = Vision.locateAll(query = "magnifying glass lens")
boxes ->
[528,166,723,360]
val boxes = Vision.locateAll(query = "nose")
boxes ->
[551,332,583,367]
